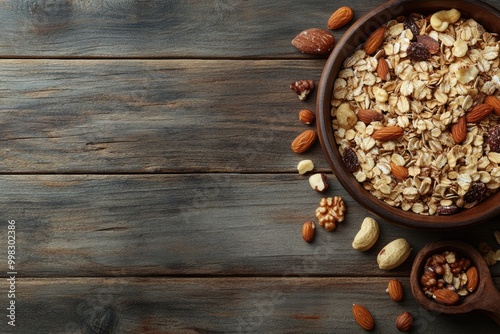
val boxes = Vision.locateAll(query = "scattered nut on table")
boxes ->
[352,217,379,251]
[386,278,404,302]
[315,196,346,231]
[377,238,411,270]
[301,221,315,243]
[395,311,413,332]
[309,173,328,192]
[297,159,314,175]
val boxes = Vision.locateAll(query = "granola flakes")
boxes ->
[331,11,500,215]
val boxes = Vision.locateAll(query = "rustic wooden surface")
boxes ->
[0,0,499,333]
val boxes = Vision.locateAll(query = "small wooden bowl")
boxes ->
[410,240,500,325]
[316,0,500,229]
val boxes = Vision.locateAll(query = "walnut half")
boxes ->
[315,196,347,231]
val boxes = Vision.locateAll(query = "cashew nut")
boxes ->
[352,217,380,251]
[377,238,411,270]
[372,86,388,103]
[336,103,357,129]
[430,9,461,32]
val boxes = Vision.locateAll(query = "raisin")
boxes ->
[436,205,460,215]
[464,181,487,204]
[407,42,431,61]
[403,17,419,41]
[342,147,360,172]
[488,125,500,153]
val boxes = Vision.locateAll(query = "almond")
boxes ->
[466,103,493,123]
[387,279,404,301]
[432,288,460,305]
[390,162,408,180]
[352,304,375,330]
[372,126,404,142]
[376,57,390,81]
[291,130,317,153]
[451,116,467,143]
[327,6,354,30]
[417,35,440,54]
[465,266,478,292]
[298,109,315,125]
[364,26,386,55]
[357,109,383,124]
[292,28,335,55]
[301,221,315,243]
[395,312,413,332]
[485,95,500,116]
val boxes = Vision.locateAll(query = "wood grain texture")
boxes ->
[0,277,499,333]
[0,59,327,173]
[0,174,498,277]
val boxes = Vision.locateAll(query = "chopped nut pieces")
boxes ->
[331,9,500,215]
[309,173,328,192]
[297,159,314,175]
[419,251,477,304]
[290,80,315,101]
[315,196,346,231]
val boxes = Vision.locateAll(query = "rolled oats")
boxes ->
[331,11,500,215]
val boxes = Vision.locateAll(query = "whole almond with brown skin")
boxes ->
[417,35,440,54]
[395,312,413,332]
[364,26,386,55]
[357,109,383,124]
[390,162,408,180]
[387,279,404,302]
[466,266,478,292]
[292,28,335,55]
[299,109,315,125]
[433,288,460,305]
[327,6,354,30]
[291,130,317,153]
[352,304,375,330]
[372,126,403,142]
[301,221,315,243]
[466,103,493,123]
[451,116,467,143]
[485,95,500,116]
[377,57,390,81]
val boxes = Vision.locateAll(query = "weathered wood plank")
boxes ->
[0,59,329,173]
[0,277,498,333]
[1,0,498,58]
[1,174,498,277]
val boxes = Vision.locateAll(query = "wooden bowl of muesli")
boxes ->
[317,0,500,229]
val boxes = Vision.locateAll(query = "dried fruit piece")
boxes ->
[309,173,328,192]
[451,116,467,143]
[433,288,460,305]
[403,17,419,40]
[342,147,360,172]
[417,35,440,54]
[387,279,404,302]
[376,57,390,81]
[372,126,404,142]
[488,125,500,153]
[352,217,379,251]
[364,26,386,55]
[407,42,431,61]
[357,109,384,124]
[291,28,335,55]
[395,312,413,332]
[291,130,317,153]
[298,109,315,125]
[352,304,375,331]
[290,80,314,101]
[315,196,346,231]
[327,6,354,30]
[436,205,460,215]
[466,103,493,123]
[464,181,486,204]
[301,221,315,243]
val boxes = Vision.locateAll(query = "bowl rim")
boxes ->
[316,0,500,229]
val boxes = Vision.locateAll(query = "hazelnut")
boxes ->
[395,312,413,332]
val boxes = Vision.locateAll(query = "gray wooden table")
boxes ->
[0,0,499,333]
